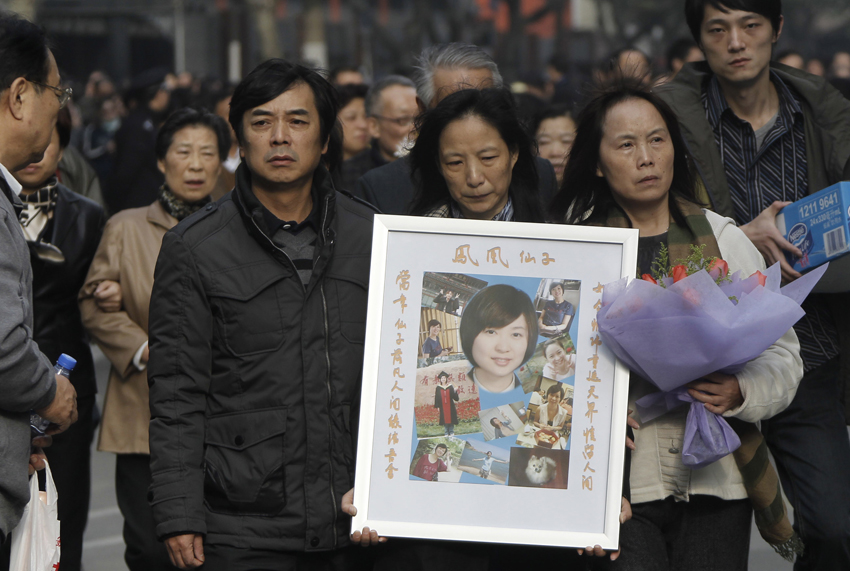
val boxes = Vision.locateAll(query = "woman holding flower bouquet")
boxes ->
[550,80,803,570]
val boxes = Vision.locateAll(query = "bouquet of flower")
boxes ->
[597,244,827,467]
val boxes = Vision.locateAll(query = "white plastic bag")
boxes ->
[9,459,61,571]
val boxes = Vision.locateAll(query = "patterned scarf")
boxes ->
[19,179,65,263]
[157,185,211,221]
[595,197,804,561]
[19,178,58,242]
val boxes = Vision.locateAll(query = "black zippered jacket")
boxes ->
[147,163,375,552]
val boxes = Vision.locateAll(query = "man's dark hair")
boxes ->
[56,107,71,149]
[549,78,703,226]
[156,107,232,162]
[229,59,342,171]
[459,284,538,368]
[666,38,699,72]
[336,83,368,111]
[0,13,50,92]
[408,87,543,223]
[685,0,782,44]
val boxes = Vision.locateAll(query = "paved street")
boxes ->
[81,346,801,570]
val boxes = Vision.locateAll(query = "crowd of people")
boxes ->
[1,0,850,570]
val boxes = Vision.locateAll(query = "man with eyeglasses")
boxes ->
[0,12,79,564]
[336,75,417,192]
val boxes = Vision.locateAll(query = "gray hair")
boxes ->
[364,75,417,117]
[413,43,503,107]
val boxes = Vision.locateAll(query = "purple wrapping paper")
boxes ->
[598,262,827,468]
[598,263,827,391]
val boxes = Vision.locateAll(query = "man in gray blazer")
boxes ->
[0,13,78,552]
[356,43,559,214]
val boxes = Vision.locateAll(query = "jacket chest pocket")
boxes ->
[209,265,288,356]
[203,408,287,516]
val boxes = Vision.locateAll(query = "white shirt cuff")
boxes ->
[133,341,149,371]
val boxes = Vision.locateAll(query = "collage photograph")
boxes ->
[410,272,580,487]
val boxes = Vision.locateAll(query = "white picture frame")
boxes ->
[352,215,638,549]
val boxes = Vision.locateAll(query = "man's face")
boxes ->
[23,51,62,168]
[699,4,781,88]
[368,84,417,161]
[431,67,495,108]
[239,82,328,194]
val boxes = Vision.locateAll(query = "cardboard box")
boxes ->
[776,182,850,292]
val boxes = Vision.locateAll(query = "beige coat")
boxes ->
[79,201,176,454]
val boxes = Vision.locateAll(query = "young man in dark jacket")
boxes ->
[656,1,850,569]
[147,59,379,570]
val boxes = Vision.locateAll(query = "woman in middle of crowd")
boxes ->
[533,104,576,186]
[548,80,802,570]
[407,87,544,223]
[79,107,231,571]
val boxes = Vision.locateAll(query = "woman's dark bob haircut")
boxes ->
[685,0,782,45]
[459,284,538,369]
[434,443,448,452]
[155,107,232,162]
[229,59,342,172]
[428,319,442,329]
[548,78,702,227]
[408,88,543,223]
[546,384,565,399]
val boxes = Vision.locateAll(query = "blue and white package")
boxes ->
[775,182,850,273]
[775,182,850,292]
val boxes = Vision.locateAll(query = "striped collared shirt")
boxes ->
[703,72,838,371]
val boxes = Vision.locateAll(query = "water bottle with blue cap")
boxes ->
[31,353,76,435]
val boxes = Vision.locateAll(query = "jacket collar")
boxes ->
[146,199,178,231]
[657,60,850,217]
[232,161,337,253]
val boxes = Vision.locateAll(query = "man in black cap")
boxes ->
[103,67,171,213]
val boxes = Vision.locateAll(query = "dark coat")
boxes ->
[655,61,850,218]
[103,108,163,213]
[31,185,105,398]
[147,164,376,552]
[355,155,559,215]
[332,145,388,194]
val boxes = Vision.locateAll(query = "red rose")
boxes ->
[754,270,767,286]
[672,264,689,283]
[641,273,657,284]
[708,258,729,279]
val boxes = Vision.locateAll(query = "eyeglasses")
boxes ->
[372,114,415,128]
[29,80,73,109]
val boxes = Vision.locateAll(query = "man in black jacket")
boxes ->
[147,59,378,570]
